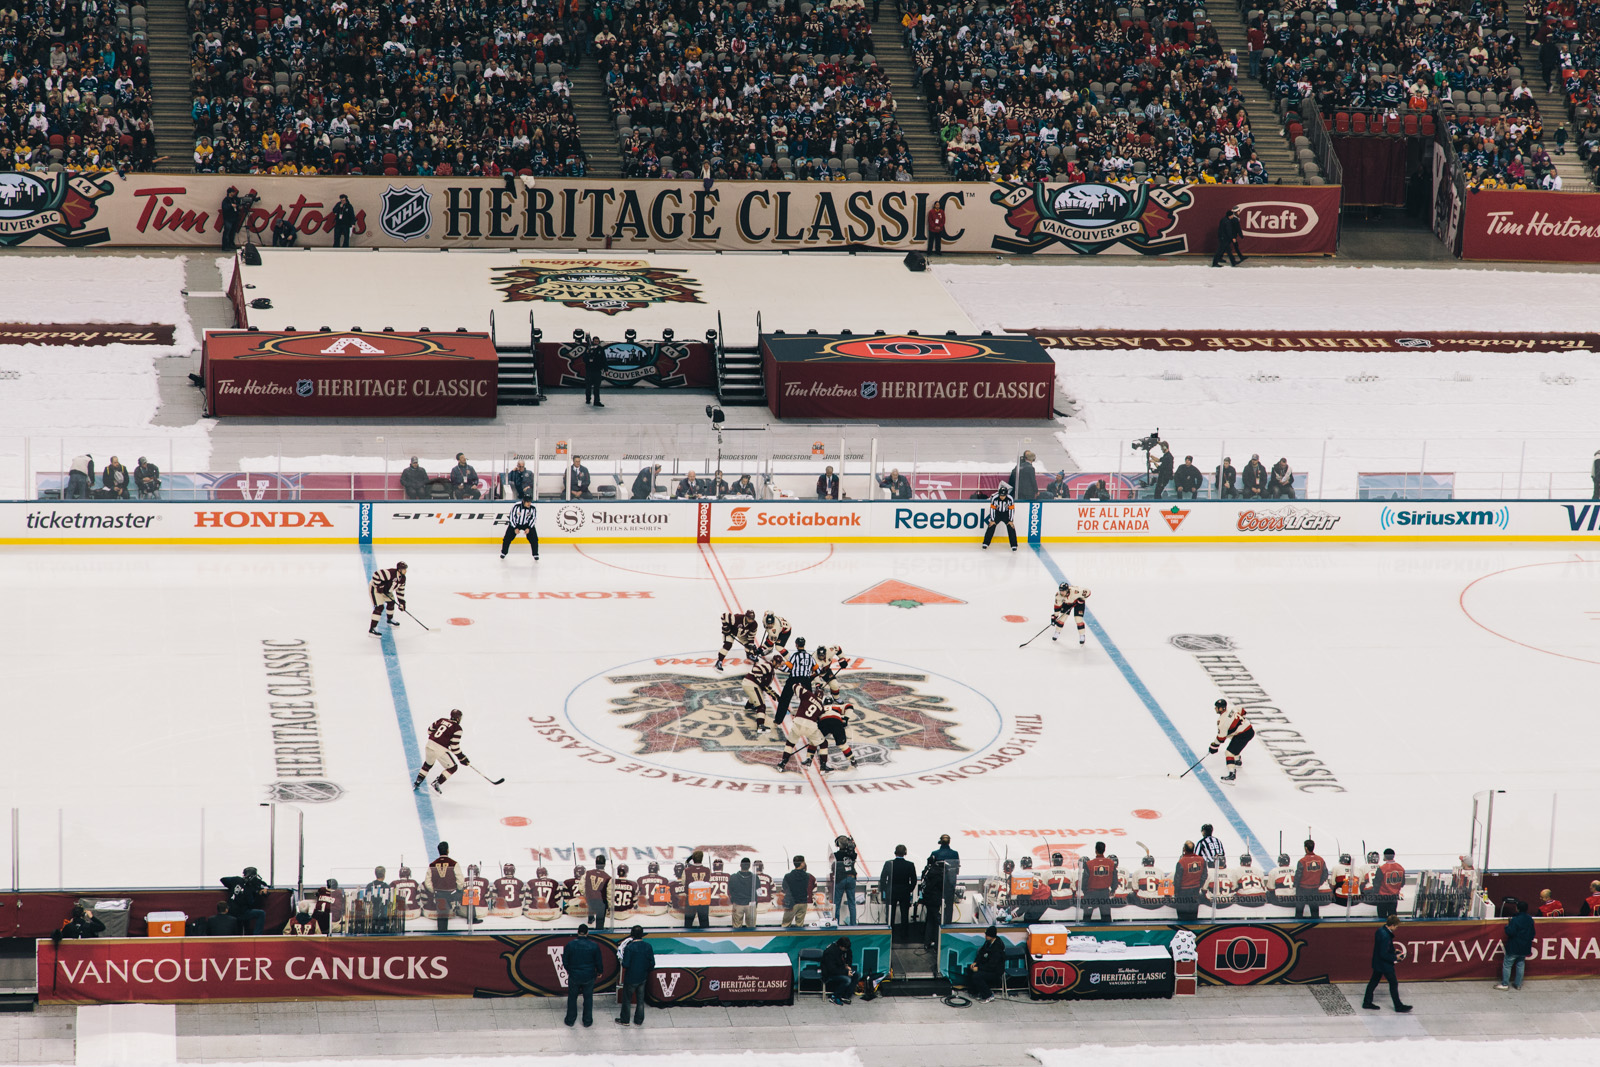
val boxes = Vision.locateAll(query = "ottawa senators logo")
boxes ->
[491,260,703,315]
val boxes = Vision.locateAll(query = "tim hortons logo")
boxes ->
[604,670,967,771]
[491,260,703,315]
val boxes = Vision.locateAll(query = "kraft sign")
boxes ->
[1237,202,1319,239]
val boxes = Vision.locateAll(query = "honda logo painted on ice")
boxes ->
[1237,203,1319,239]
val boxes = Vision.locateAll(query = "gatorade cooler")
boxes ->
[147,911,188,937]
[687,881,713,908]
[1027,923,1069,955]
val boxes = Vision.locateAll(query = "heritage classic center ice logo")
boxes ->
[557,655,1027,788]
[990,180,1193,255]
[492,260,704,315]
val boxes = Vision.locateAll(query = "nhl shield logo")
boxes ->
[295,379,315,397]
[859,381,878,399]
[380,185,432,242]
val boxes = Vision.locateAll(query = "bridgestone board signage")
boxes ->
[0,173,1341,255]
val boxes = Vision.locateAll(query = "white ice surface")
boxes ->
[935,263,1600,497]
[5,542,1596,892]
[1032,1040,1600,1067]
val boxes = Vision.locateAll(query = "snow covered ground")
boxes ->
[1032,1039,1600,1067]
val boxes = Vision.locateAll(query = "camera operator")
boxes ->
[221,865,269,934]
[831,835,859,927]
[1149,441,1174,499]
[134,456,161,499]
[51,904,106,946]
[220,187,243,249]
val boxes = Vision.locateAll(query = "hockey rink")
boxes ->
[5,538,1598,906]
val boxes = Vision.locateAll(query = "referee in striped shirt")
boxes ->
[774,638,817,726]
[500,494,539,560]
[1197,824,1226,869]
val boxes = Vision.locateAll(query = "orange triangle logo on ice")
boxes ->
[843,580,966,609]
[1161,506,1190,531]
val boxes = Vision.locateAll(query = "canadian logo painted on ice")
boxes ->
[1236,202,1319,239]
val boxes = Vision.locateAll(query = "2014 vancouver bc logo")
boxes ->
[990,181,1193,255]
[0,172,115,247]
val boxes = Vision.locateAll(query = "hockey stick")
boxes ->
[467,762,505,786]
[1018,622,1053,648]
[1168,750,1210,779]
[402,607,433,631]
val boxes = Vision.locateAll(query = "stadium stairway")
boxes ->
[146,0,194,173]
[1212,16,1301,184]
[873,7,950,178]
[568,62,623,179]
[1515,0,1592,190]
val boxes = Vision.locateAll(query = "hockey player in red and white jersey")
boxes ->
[523,868,562,922]
[1046,852,1076,909]
[390,865,422,921]
[1232,853,1268,908]
[816,693,858,770]
[760,611,792,652]
[1205,856,1236,910]
[1133,854,1168,910]
[611,864,639,921]
[1207,698,1255,782]
[716,609,761,671]
[1051,580,1091,644]
[816,646,849,690]
[412,709,471,794]
[491,864,525,917]
[635,861,671,916]
[367,561,407,636]
[740,651,783,733]
[1267,853,1297,907]
[1330,853,1363,908]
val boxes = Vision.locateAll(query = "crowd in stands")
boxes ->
[596,0,916,181]
[0,0,157,173]
[186,0,588,176]
[1539,2,1600,185]
[902,0,1269,184]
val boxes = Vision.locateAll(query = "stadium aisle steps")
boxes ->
[568,61,624,179]
[145,0,195,172]
[1515,0,1592,189]
[875,6,950,178]
[1214,15,1301,184]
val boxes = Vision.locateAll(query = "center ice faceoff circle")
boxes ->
[561,653,1007,785]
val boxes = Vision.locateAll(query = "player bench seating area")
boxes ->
[597,0,914,182]
[0,0,156,173]
[903,0,1269,185]
[185,0,586,176]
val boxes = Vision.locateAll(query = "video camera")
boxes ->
[1131,430,1161,452]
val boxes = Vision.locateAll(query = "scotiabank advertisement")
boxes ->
[0,504,356,544]
[1457,189,1600,262]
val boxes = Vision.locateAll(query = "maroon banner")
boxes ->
[1195,917,1600,986]
[763,333,1055,420]
[1459,189,1600,262]
[39,933,620,1003]
[647,959,793,1006]
[1,891,293,940]
[202,330,497,417]
[1024,329,1600,353]
[1174,185,1342,257]
[0,324,175,346]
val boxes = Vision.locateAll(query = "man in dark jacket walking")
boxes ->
[1362,915,1412,1011]
[1174,455,1203,499]
[563,924,603,1026]
[1541,36,1561,92]
[1498,899,1535,989]
[1008,451,1039,500]
[879,844,918,941]
[1212,207,1244,266]
[616,925,654,1024]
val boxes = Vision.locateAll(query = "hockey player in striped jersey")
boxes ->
[522,868,562,922]
[490,864,525,916]
[635,862,671,916]
[817,696,858,770]
[981,484,1018,550]
[740,651,783,732]
[412,709,470,794]
[775,686,826,773]
[368,561,407,635]
[610,864,639,920]
[1051,580,1091,644]
[390,866,422,920]
[1207,698,1255,782]
[715,609,759,671]
[817,645,849,689]
[500,496,539,560]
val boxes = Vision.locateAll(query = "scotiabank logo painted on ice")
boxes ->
[726,508,863,531]
[1235,507,1341,533]
[193,510,334,528]
[1236,202,1319,239]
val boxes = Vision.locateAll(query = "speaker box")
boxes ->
[903,251,926,272]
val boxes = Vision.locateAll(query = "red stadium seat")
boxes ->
[1403,114,1418,135]
[1334,112,1350,132]
[1386,117,1402,134]
[1287,121,1303,140]
[1352,112,1368,132]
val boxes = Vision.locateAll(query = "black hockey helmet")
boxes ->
[1339,853,1352,865]
[1367,851,1381,864]
[593,853,606,867]
[617,864,629,878]
[763,611,776,626]
[573,328,585,341]
[1141,854,1155,867]
[1059,581,1070,592]
[1003,859,1014,872]
[1238,853,1253,867]
[1277,853,1291,867]
[1019,856,1033,869]
[647,861,660,874]
[997,482,1011,495]
[673,862,684,877]
[795,636,806,648]
[1214,698,1228,709]
[1051,852,1063,865]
